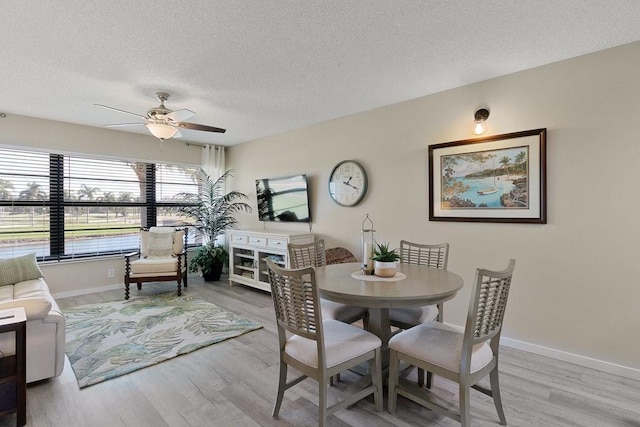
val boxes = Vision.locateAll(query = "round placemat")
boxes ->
[351,271,407,282]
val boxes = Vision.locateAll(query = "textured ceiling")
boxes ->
[2,1,640,146]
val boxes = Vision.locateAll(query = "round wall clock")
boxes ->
[328,160,368,206]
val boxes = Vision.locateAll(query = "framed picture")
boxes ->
[429,128,546,224]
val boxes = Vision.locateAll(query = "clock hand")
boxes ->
[343,176,353,185]
[344,182,359,191]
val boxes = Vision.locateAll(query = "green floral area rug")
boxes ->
[64,292,262,388]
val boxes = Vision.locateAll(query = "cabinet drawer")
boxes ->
[231,234,248,244]
[249,236,266,246]
[267,238,287,249]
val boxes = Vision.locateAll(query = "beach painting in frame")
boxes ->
[429,128,546,223]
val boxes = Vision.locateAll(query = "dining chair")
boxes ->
[387,259,516,427]
[389,240,449,387]
[289,240,368,325]
[266,259,383,426]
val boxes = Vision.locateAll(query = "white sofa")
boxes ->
[0,256,65,383]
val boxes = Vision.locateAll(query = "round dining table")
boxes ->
[315,262,464,366]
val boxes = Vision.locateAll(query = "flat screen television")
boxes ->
[256,174,311,222]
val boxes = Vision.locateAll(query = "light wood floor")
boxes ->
[2,277,639,427]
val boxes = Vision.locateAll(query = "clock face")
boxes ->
[328,160,368,206]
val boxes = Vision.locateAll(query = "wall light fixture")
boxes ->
[474,108,490,135]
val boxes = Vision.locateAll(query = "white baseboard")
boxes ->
[52,283,122,299]
[440,322,640,381]
[500,337,640,381]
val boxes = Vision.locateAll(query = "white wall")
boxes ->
[0,115,202,295]
[227,42,640,376]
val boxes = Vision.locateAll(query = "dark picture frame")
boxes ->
[429,128,546,224]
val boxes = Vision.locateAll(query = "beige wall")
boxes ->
[227,41,640,376]
[0,115,202,296]
[2,42,638,378]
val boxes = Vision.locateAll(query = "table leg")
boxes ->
[16,322,26,426]
[366,307,391,367]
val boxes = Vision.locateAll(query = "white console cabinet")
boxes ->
[228,229,314,292]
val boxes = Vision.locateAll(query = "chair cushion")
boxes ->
[0,253,44,286]
[320,298,367,322]
[147,228,174,258]
[140,227,185,258]
[326,247,358,265]
[285,319,381,369]
[389,305,439,326]
[389,321,493,374]
[131,257,178,274]
[173,229,185,254]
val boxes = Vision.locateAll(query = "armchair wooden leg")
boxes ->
[125,282,130,300]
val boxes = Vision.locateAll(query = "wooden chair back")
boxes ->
[399,240,449,269]
[463,259,516,368]
[266,259,322,341]
[288,239,326,268]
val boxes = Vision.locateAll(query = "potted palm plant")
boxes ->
[176,168,252,281]
[371,242,400,277]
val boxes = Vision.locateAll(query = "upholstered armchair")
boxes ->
[124,227,188,300]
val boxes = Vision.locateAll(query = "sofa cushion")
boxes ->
[0,253,44,286]
[0,285,13,303]
[0,297,52,320]
[14,278,51,298]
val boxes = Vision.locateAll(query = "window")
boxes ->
[0,147,199,261]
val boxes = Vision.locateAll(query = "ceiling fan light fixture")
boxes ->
[146,123,178,140]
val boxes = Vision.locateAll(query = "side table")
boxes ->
[0,307,26,426]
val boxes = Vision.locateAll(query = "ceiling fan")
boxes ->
[95,92,226,140]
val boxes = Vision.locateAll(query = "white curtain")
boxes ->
[201,145,226,246]
[202,144,225,179]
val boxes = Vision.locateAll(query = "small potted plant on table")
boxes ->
[371,242,400,277]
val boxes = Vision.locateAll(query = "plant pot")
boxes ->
[202,261,224,282]
[374,261,396,278]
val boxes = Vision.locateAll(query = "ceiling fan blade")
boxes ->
[164,109,195,123]
[103,122,146,128]
[176,122,226,133]
[94,104,147,120]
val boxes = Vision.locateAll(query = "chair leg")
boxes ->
[417,368,433,388]
[371,348,383,412]
[272,361,288,417]
[124,282,130,300]
[319,378,328,427]
[459,383,471,427]
[177,280,182,296]
[329,374,340,386]
[387,349,399,414]
[490,367,507,425]
[137,282,142,290]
